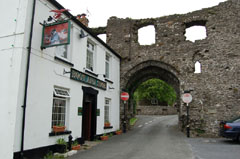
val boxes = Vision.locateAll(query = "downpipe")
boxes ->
[20,0,36,158]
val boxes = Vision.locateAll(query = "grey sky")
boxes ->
[57,0,227,27]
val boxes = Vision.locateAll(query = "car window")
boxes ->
[233,119,240,123]
[228,116,240,123]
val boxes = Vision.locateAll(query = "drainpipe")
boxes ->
[20,0,36,158]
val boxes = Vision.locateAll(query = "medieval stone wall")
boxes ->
[137,106,178,116]
[91,0,240,137]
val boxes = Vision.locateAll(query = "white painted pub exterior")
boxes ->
[0,0,121,158]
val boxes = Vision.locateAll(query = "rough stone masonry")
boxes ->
[91,0,240,137]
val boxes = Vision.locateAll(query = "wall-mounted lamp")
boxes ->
[63,69,71,75]
[47,16,53,22]
[79,30,88,38]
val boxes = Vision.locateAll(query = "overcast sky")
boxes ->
[57,0,227,28]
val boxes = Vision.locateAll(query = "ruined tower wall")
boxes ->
[92,0,240,136]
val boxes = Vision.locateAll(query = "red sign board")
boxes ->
[121,92,129,101]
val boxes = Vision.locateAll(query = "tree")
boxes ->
[134,78,176,106]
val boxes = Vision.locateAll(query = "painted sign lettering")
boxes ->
[70,68,107,90]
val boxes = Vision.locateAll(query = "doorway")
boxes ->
[82,87,98,141]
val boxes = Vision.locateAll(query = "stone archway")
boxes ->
[123,60,180,96]
[121,60,181,130]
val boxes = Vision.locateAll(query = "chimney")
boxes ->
[77,13,89,27]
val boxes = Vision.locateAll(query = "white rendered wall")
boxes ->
[18,0,121,151]
[0,0,31,158]
[0,0,120,157]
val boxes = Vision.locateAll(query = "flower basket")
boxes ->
[72,144,81,150]
[104,122,111,127]
[53,126,66,133]
[100,135,108,141]
[115,130,122,135]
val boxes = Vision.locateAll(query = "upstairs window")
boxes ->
[55,45,69,59]
[105,54,111,79]
[86,41,95,71]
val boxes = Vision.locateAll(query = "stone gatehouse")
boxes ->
[137,105,177,116]
[91,0,240,137]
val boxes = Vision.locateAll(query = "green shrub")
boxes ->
[56,138,67,145]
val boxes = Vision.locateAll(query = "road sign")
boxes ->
[182,93,192,104]
[121,92,129,101]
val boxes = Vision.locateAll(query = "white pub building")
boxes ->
[0,0,121,158]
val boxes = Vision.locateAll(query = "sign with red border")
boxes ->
[121,92,129,101]
[182,93,192,104]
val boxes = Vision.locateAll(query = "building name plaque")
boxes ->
[70,68,107,90]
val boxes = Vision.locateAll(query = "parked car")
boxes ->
[219,116,240,141]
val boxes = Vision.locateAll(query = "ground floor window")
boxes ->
[52,87,70,127]
[104,98,111,123]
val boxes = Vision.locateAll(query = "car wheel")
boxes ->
[232,138,238,142]
[237,135,240,142]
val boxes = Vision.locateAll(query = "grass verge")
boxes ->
[130,117,138,126]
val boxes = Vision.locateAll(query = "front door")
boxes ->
[82,92,97,141]
[82,87,98,141]
[83,99,93,140]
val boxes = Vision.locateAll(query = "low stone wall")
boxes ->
[136,105,177,115]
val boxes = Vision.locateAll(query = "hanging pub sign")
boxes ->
[41,20,70,49]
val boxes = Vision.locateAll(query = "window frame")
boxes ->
[52,97,67,127]
[52,87,70,128]
[104,98,111,123]
[86,41,95,71]
[55,44,69,60]
[105,53,111,79]
[54,88,70,98]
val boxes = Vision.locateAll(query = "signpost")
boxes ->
[121,92,129,133]
[182,92,192,138]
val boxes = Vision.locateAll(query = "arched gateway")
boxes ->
[121,60,181,130]
[91,0,240,137]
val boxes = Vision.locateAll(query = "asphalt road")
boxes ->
[187,137,240,159]
[68,115,194,159]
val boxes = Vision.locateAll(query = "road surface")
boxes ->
[69,115,193,159]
